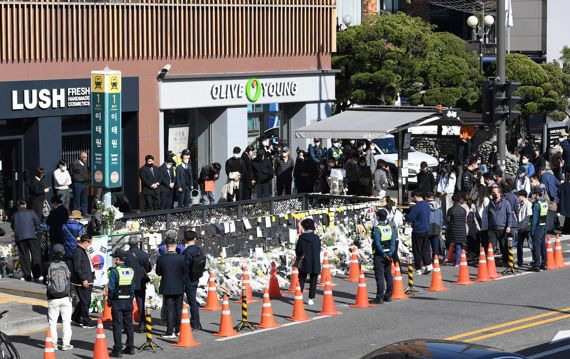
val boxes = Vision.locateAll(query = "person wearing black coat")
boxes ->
[416,162,435,196]
[156,231,188,338]
[125,236,151,332]
[158,158,176,210]
[240,146,255,200]
[175,150,194,208]
[138,155,161,211]
[27,167,49,219]
[560,173,570,234]
[46,195,69,249]
[11,200,41,281]
[295,218,321,305]
[71,236,96,328]
[252,149,274,199]
[225,147,244,176]
[182,229,203,330]
[446,193,467,266]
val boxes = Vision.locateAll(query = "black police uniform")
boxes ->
[108,258,135,356]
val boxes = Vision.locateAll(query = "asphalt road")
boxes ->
[11,235,570,359]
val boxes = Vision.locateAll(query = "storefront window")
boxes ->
[247,103,288,147]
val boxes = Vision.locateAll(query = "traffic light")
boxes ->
[482,79,495,124]
[493,80,521,125]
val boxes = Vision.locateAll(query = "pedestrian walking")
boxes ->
[71,236,95,329]
[53,160,72,209]
[371,209,396,304]
[182,229,205,330]
[446,193,467,266]
[108,250,135,357]
[156,230,187,339]
[158,157,176,210]
[69,152,89,214]
[124,235,151,333]
[46,196,69,251]
[417,162,435,195]
[295,218,321,306]
[240,146,255,200]
[62,210,84,261]
[11,200,42,282]
[275,147,294,196]
[516,190,533,267]
[426,192,443,259]
[27,167,49,220]
[529,188,548,271]
[175,149,194,208]
[405,191,432,274]
[198,162,221,205]
[252,149,274,199]
[487,186,514,266]
[46,244,73,351]
[139,155,161,211]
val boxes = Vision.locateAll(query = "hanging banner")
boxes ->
[88,235,111,287]
[91,69,122,188]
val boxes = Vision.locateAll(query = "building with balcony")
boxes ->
[0,0,337,211]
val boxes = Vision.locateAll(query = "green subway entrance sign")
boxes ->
[90,70,122,188]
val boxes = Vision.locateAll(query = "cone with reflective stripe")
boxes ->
[235,266,257,304]
[172,304,201,347]
[214,295,238,337]
[447,243,456,265]
[390,262,395,277]
[101,291,112,322]
[257,288,281,329]
[132,298,139,323]
[347,247,360,282]
[318,281,342,316]
[43,330,56,359]
[391,262,409,300]
[268,262,283,298]
[203,272,222,311]
[476,247,491,282]
[456,249,474,285]
[319,252,336,287]
[554,234,566,269]
[288,286,310,322]
[288,262,299,293]
[93,318,110,359]
[350,269,374,308]
[426,255,449,292]
[546,236,556,270]
[487,243,502,279]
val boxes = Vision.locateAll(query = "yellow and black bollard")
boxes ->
[404,254,419,295]
[235,286,255,332]
[501,236,519,275]
[139,308,163,352]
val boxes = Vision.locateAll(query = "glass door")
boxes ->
[0,139,23,219]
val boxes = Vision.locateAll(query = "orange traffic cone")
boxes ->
[487,244,502,279]
[447,243,456,265]
[426,255,449,292]
[288,286,310,322]
[546,236,556,270]
[44,330,56,359]
[391,262,409,300]
[318,281,342,316]
[347,247,360,282]
[203,272,222,311]
[319,252,336,287]
[288,263,299,293]
[257,288,281,329]
[102,292,112,322]
[214,295,238,337]
[390,262,395,277]
[235,266,257,304]
[476,247,491,282]
[268,262,283,298]
[456,249,474,285]
[132,298,139,323]
[350,269,374,308]
[93,318,110,359]
[173,304,201,347]
[554,234,566,269]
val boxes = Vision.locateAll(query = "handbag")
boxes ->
[293,256,305,270]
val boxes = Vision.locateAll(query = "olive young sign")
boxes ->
[91,70,122,188]
[210,78,298,103]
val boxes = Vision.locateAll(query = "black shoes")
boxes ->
[81,321,97,329]
[191,324,203,331]
[371,298,384,304]
[123,347,136,355]
[531,267,540,272]
[110,350,123,358]
[383,297,392,303]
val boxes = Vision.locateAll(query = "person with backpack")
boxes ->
[426,192,443,260]
[62,211,85,261]
[47,244,73,351]
[182,229,205,330]
[124,236,151,333]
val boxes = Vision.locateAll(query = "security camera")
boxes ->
[156,64,172,81]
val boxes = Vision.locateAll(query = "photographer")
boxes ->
[371,209,396,304]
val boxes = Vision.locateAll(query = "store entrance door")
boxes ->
[0,139,23,219]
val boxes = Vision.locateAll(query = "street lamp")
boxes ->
[467,13,494,74]
[337,14,353,32]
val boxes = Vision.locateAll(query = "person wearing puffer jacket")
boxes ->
[62,211,84,261]
[426,192,443,259]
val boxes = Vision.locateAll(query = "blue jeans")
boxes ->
[455,243,462,265]
[201,191,215,205]
[531,226,546,268]
[72,182,88,214]
[428,235,441,256]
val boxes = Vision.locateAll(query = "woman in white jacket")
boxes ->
[53,160,72,209]
[516,189,533,267]
[515,167,531,194]
[474,184,490,250]
[436,163,456,225]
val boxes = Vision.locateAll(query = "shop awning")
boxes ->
[295,106,464,139]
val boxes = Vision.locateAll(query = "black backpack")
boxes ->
[189,248,207,281]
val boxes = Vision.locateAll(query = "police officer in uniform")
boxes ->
[530,188,549,272]
[371,209,397,304]
[108,250,135,357]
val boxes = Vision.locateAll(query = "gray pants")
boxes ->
[56,189,71,209]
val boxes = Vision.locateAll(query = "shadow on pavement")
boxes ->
[32,305,48,316]
[517,338,570,358]
[10,335,44,349]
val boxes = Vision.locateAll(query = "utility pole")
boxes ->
[496,0,507,171]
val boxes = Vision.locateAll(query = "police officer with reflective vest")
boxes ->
[327,139,344,165]
[108,250,135,357]
[371,209,397,304]
[530,188,549,272]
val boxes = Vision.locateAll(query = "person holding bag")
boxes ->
[294,218,321,306]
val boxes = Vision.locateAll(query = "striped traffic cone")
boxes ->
[203,272,222,311]
[288,264,299,293]
[132,298,139,323]
[347,247,360,282]
[476,247,491,282]
[319,252,336,287]
[43,330,56,359]
[391,262,409,300]
[214,295,238,337]
[426,255,449,292]
[173,304,201,347]
[257,288,280,329]
[288,286,310,322]
[447,243,456,265]
[456,249,474,285]
[487,243,502,279]
[101,292,112,322]
[318,281,341,316]
[93,318,110,359]
[546,236,556,270]
[554,234,566,269]
[268,262,283,298]
[235,266,257,304]
[350,269,374,308]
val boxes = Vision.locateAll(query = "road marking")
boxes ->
[215,315,331,342]
[527,343,570,359]
[551,330,570,343]
[445,307,570,341]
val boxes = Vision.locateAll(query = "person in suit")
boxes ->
[175,149,194,208]
[71,236,95,328]
[155,230,187,339]
[27,167,49,220]
[240,146,255,200]
[295,218,321,306]
[124,235,151,333]
[182,229,203,330]
[158,157,176,210]
[138,155,161,212]
[46,195,69,252]
[11,200,41,281]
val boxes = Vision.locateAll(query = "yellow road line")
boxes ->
[0,293,47,307]
[464,313,570,343]
[446,307,570,341]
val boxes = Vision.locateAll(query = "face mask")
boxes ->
[522,159,528,164]
[362,144,367,150]
[333,142,340,147]
[262,140,269,147]
[350,140,356,145]
[182,158,189,164]
[61,166,67,171]
[314,141,320,146]
[166,164,172,169]
[233,154,240,159]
